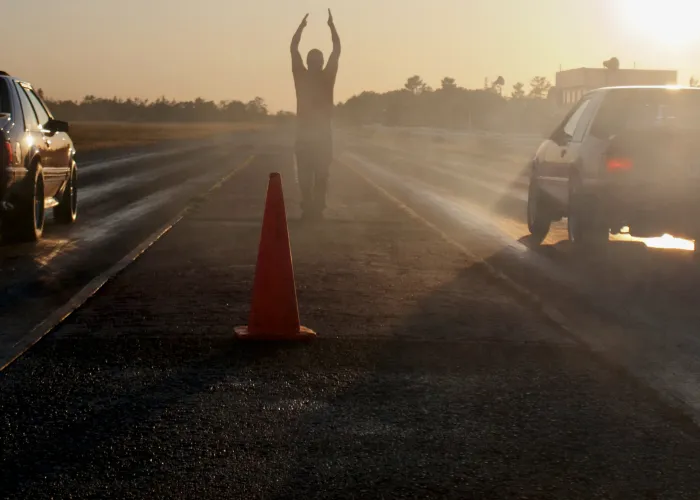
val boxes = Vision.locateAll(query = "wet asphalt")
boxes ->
[0,132,258,356]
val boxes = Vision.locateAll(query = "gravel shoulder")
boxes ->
[1,145,699,499]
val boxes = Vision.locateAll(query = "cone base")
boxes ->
[234,325,316,341]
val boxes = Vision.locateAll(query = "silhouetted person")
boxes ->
[291,10,341,219]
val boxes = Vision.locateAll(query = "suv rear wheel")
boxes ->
[567,177,608,248]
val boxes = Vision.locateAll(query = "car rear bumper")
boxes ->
[600,182,700,238]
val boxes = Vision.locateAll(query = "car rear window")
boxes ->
[591,89,700,137]
[0,79,10,114]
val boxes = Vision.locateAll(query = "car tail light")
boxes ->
[3,140,12,166]
[606,157,633,171]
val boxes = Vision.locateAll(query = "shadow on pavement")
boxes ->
[269,258,700,498]
[503,233,700,329]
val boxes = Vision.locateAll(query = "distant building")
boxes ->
[553,67,678,106]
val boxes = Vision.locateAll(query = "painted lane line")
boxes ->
[0,155,255,372]
[341,156,700,425]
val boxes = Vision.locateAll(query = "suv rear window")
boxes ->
[591,89,700,137]
[0,79,10,114]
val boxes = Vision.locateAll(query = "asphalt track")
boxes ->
[0,131,260,362]
[1,127,700,498]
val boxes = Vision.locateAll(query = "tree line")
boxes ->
[334,75,562,134]
[40,68,700,133]
[334,64,700,133]
[42,75,559,133]
[41,92,276,123]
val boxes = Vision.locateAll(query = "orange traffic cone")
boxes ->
[235,173,316,340]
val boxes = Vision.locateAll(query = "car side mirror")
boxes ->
[46,119,69,134]
[551,129,570,146]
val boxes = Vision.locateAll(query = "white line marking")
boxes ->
[341,153,700,425]
[0,155,255,372]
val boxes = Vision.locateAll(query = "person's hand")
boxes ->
[327,9,334,27]
[300,13,309,28]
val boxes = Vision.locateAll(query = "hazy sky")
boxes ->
[5,0,700,111]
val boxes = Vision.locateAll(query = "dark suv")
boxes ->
[0,72,77,242]
[527,86,700,256]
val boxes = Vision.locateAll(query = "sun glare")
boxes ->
[643,234,695,251]
[618,0,700,47]
[614,231,695,251]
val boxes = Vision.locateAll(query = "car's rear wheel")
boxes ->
[527,176,552,244]
[567,177,608,248]
[55,164,78,224]
[2,165,45,242]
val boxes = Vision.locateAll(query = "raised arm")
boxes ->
[326,9,341,73]
[291,14,308,72]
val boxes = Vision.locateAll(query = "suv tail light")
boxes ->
[3,140,12,166]
[606,157,633,171]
